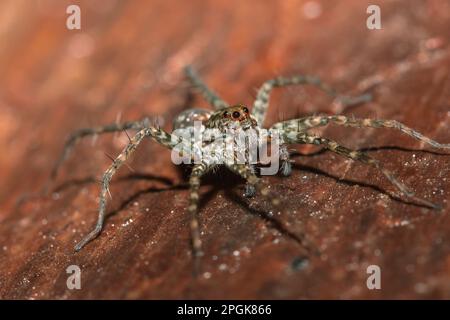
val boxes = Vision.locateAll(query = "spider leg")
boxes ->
[252,74,370,126]
[273,115,450,150]
[187,163,211,273]
[74,126,180,251]
[261,128,292,177]
[279,143,292,176]
[227,163,281,206]
[244,164,257,197]
[289,132,442,209]
[184,65,229,110]
[51,119,149,181]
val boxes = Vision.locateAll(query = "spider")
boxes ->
[52,66,450,270]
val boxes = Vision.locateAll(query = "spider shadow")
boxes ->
[52,173,175,193]
[14,173,176,212]
[290,145,450,158]
[103,183,189,221]
[291,162,434,209]
[102,167,234,225]
[100,166,314,259]
[290,143,449,209]
[223,188,311,251]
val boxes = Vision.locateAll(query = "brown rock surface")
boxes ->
[0,0,449,299]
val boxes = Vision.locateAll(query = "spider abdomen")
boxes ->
[172,108,212,130]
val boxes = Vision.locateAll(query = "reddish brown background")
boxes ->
[0,0,450,299]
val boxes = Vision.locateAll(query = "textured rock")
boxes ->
[0,0,450,299]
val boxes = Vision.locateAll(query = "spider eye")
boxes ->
[232,111,240,119]
[243,107,249,113]
[223,111,229,118]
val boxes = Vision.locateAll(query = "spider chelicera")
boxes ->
[52,66,450,270]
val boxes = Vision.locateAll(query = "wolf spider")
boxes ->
[53,66,449,270]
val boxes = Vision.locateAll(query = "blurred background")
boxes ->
[0,0,449,299]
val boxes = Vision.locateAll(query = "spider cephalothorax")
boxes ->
[206,104,258,132]
[52,65,450,274]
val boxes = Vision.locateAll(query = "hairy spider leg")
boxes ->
[252,75,371,177]
[244,164,257,197]
[184,65,229,110]
[252,75,338,127]
[272,115,450,150]
[252,75,373,127]
[187,162,211,274]
[279,143,293,177]
[227,163,280,206]
[51,119,149,180]
[74,126,183,251]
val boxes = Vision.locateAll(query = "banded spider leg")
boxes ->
[272,115,450,209]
